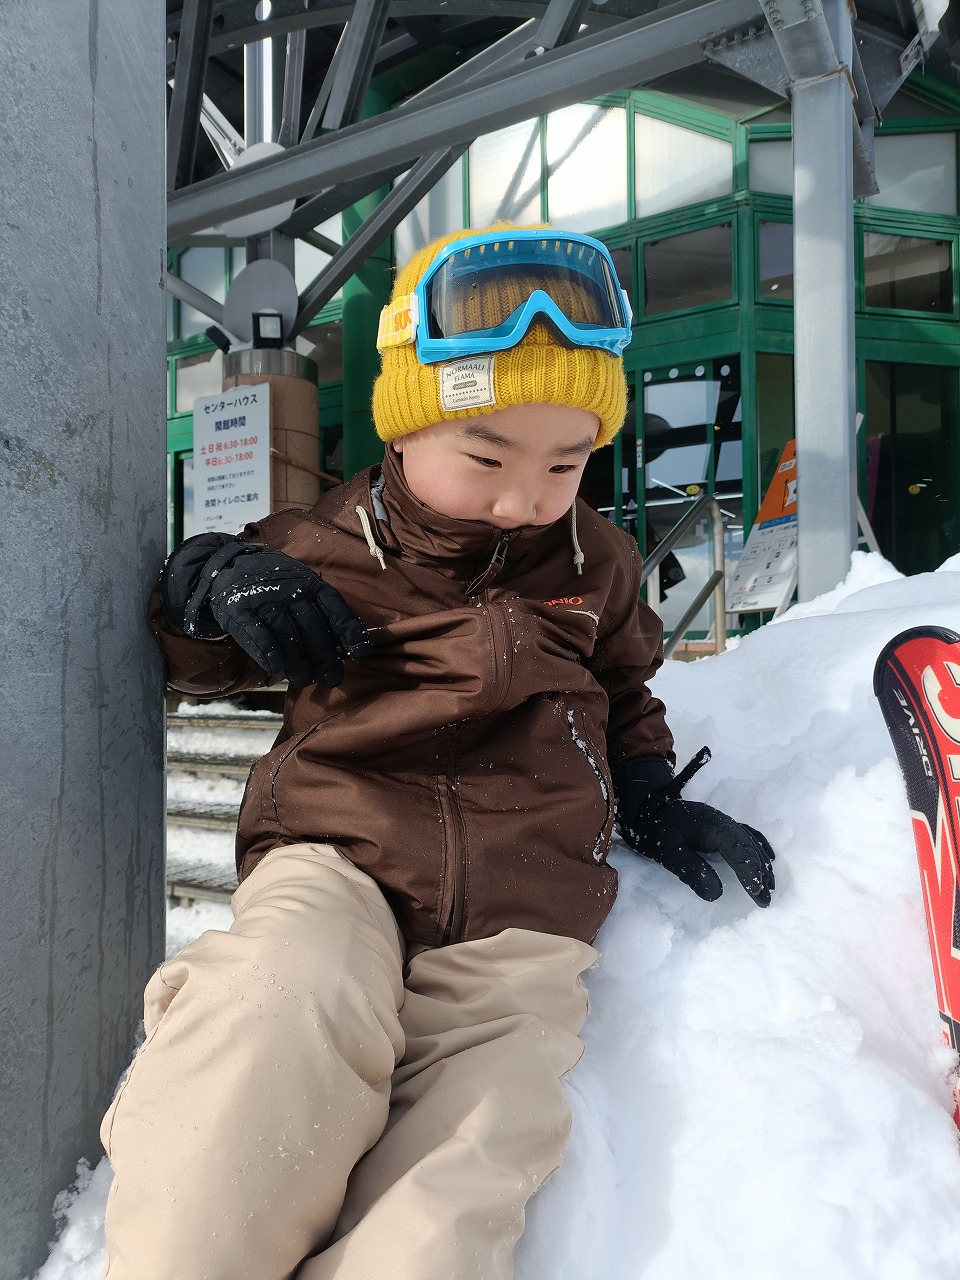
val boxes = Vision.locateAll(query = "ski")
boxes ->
[874,627,960,1126]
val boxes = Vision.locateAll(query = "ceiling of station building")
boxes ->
[164,0,960,339]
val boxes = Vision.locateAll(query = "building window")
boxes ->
[395,157,466,262]
[295,321,343,382]
[759,220,793,300]
[174,348,223,414]
[863,233,953,313]
[749,138,792,196]
[177,247,227,339]
[865,361,959,575]
[294,216,342,295]
[642,223,733,316]
[469,120,541,229]
[635,115,732,217]
[546,104,627,232]
[866,133,958,216]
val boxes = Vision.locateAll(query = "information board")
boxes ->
[192,384,271,534]
[727,440,797,614]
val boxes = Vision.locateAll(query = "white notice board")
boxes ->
[727,440,798,614]
[192,384,271,534]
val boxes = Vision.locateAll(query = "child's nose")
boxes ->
[491,487,537,528]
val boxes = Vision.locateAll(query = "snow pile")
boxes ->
[29,552,960,1279]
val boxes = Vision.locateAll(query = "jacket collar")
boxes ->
[372,443,555,568]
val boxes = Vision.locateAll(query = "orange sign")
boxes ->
[755,438,797,527]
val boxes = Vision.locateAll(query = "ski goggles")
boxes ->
[377,230,633,364]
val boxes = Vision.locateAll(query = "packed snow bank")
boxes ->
[29,553,960,1279]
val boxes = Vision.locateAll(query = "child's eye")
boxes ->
[550,464,577,474]
[471,455,501,469]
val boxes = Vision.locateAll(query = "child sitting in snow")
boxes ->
[100,224,775,1280]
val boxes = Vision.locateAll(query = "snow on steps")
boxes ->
[165,706,281,905]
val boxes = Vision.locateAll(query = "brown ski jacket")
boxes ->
[151,448,673,945]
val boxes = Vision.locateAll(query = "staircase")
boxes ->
[166,705,282,906]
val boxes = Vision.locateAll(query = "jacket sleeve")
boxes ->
[588,536,675,768]
[148,585,280,698]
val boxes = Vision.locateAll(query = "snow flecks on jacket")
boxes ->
[566,709,609,863]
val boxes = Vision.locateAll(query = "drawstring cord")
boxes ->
[571,504,585,576]
[355,504,387,571]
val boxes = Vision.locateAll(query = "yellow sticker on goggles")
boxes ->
[376,293,418,349]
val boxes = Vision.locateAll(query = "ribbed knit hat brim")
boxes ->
[371,224,627,449]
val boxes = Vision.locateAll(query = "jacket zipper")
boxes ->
[465,530,511,597]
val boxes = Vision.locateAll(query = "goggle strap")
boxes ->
[376,292,419,350]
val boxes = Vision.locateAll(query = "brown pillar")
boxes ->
[223,348,329,510]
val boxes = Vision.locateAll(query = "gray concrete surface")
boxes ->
[0,3,165,1275]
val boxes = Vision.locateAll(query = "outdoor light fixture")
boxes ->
[205,324,232,354]
[252,310,284,348]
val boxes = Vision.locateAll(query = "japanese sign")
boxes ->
[192,385,271,534]
[727,440,798,614]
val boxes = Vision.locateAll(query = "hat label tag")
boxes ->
[440,356,496,411]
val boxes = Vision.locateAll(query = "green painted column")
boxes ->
[341,89,394,479]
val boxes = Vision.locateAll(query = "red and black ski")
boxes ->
[874,627,960,1126]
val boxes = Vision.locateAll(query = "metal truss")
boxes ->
[164,0,957,336]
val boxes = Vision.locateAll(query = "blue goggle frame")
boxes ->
[377,230,633,365]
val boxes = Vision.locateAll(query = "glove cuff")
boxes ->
[159,533,255,638]
[611,755,674,800]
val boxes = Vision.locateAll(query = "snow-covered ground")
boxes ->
[29,551,960,1279]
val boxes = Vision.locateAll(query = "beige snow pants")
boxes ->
[101,843,597,1280]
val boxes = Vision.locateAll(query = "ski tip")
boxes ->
[873,626,960,698]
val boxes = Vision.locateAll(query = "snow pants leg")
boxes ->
[101,843,406,1280]
[100,842,596,1280]
[297,927,596,1280]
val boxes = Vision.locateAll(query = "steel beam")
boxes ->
[167,0,214,191]
[293,147,467,333]
[278,28,306,148]
[169,0,765,238]
[322,0,391,131]
[791,1,858,599]
[165,271,225,324]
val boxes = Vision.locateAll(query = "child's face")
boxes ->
[392,403,599,529]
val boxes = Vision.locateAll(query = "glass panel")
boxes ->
[749,138,792,195]
[175,348,223,413]
[230,245,246,280]
[469,120,541,228]
[642,360,743,638]
[867,133,957,215]
[643,223,732,316]
[181,455,196,541]
[756,353,794,498]
[295,218,342,297]
[759,220,793,299]
[863,233,952,313]
[395,157,464,263]
[635,116,732,217]
[645,66,785,118]
[882,91,956,120]
[610,245,634,315]
[865,361,959,574]
[546,104,627,232]
[295,321,343,382]
[179,247,226,339]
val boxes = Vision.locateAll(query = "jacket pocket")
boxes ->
[559,700,614,864]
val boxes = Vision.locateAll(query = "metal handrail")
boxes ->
[639,494,727,658]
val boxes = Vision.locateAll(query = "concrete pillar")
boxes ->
[0,4,165,1277]
[792,2,858,601]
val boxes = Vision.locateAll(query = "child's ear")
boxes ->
[391,438,404,453]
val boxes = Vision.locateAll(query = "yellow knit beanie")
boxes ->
[371,224,628,449]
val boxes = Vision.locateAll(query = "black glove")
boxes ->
[159,532,373,688]
[612,747,776,906]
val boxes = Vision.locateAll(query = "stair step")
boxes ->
[167,711,282,732]
[167,801,239,830]
[168,753,256,778]
[166,851,236,905]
